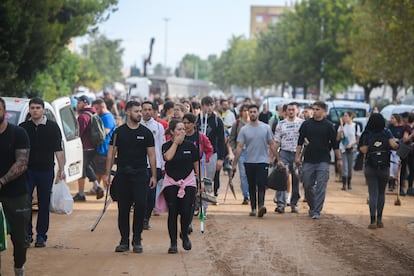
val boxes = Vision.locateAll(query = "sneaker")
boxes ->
[180,233,192,251]
[258,206,267,218]
[14,267,24,276]
[168,243,178,254]
[25,235,33,248]
[115,244,129,252]
[85,188,97,195]
[242,198,249,205]
[368,223,377,229]
[95,186,104,200]
[249,209,257,216]
[143,219,151,230]
[275,206,285,214]
[73,193,86,202]
[35,236,46,248]
[376,221,384,228]
[291,206,299,213]
[132,241,143,253]
[311,214,320,220]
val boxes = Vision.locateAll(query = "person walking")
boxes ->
[336,111,361,190]
[140,101,165,230]
[232,104,278,218]
[19,98,65,248]
[183,112,213,233]
[228,104,250,204]
[359,113,399,229]
[88,99,116,194]
[73,95,104,201]
[197,96,225,198]
[104,101,157,253]
[295,101,342,219]
[0,97,31,276]
[273,102,304,214]
[156,119,199,254]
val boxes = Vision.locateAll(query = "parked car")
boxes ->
[326,100,370,125]
[4,97,84,183]
[380,104,414,121]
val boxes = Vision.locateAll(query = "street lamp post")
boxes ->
[163,17,170,75]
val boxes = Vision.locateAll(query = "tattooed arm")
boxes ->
[0,148,30,187]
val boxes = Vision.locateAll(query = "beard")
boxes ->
[130,116,140,123]
[250,116,257,122]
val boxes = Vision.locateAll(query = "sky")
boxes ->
[76,0,294,70]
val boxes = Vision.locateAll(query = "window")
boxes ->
[256,15,263,23]
[59,106,78,141]
[5,111,20,125]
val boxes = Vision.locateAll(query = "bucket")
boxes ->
[397,142,411,159]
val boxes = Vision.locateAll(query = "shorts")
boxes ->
[92,154,107,175]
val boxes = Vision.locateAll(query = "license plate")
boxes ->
[69,162,81,176]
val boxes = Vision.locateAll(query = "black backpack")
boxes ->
[365,130,390,169]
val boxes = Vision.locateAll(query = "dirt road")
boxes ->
[2,168,414,275]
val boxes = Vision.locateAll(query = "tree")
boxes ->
[0,0,118,96]
[176,54,213,81]
[31,49,102,102]
[80,33,123,87]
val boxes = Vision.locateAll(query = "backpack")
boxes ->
[365,130,390,169]
[84,111,105,147]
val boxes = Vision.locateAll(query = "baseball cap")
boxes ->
[77,95,90,104]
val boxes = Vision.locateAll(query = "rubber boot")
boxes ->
[347,177,352,190]
[341,177,347,190]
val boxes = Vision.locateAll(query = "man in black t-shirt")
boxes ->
[104,101,157,254]
[295,101,342,220]
[20,98,65,248]
[0,97,31,275]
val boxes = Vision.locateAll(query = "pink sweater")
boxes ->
[155,170,197,213]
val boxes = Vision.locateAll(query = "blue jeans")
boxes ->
[341,149,355,178]
[238,149,249,199]
[276,150,300,208]
[27,169,54,240]
[301,162,330,216]
[244,163,269,210]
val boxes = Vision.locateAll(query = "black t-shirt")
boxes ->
[20,119,62,171]
[298,118,338,163]
[162,140,198,181]
[0,124,30,197]
[111,124,154,169]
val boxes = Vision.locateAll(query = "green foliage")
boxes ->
[31,49,102,102]
[0,0,118,97]
[176,54,214,81]
[80,33,123,87]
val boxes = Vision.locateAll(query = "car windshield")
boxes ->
[329,108,367,124]
[5,111,20,125]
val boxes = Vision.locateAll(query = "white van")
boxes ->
[326,100,370,125]
[4,97,83,183]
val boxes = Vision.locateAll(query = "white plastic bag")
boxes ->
[50,180,74,215]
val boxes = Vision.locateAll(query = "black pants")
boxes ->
[82,150,97,182]
[244,163,269,210]
[164,186,196,243]
[116,170,148,245]
[214,169,221,196]
[1,194,31,268]
[145,168,163,220]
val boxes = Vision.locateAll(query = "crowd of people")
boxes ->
[1,92,413,274]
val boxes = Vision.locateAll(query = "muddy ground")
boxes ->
[2,167,414,276]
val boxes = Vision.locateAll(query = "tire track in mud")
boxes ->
[185,212,414,276]
[197,214,304,276]
[300,214,414,276]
